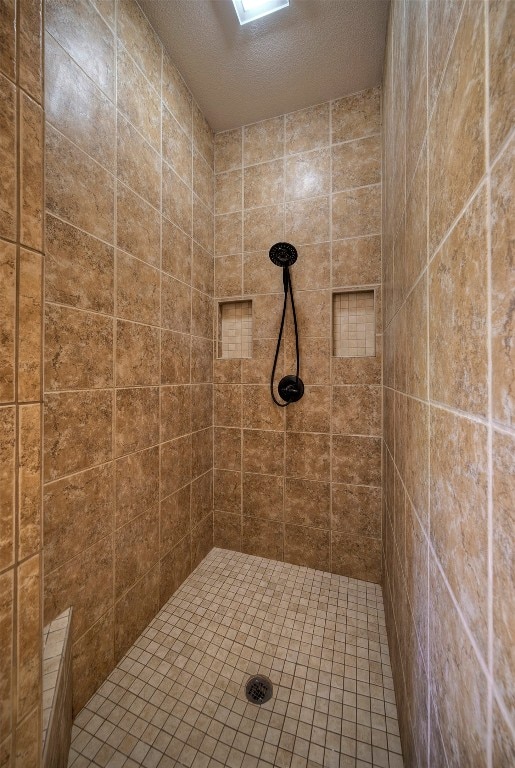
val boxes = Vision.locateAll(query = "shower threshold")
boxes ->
[68,548,403,768]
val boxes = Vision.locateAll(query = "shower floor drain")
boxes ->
[245,674,273,705]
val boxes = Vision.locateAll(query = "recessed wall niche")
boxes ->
[333,290,375,357]
[218,300,253,359]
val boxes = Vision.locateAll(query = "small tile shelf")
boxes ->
[333,289,376,357]
[218,300,252,359]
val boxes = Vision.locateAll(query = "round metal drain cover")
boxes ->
[245,674,273,705]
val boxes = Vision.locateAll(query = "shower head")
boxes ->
[269,242,298,268]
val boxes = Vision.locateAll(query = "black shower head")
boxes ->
[269,242,298,268]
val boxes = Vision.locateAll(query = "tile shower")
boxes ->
[0,1,512,768]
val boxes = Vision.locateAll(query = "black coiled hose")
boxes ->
[270,266,301,407]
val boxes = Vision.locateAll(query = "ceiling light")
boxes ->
[232,0,289,25]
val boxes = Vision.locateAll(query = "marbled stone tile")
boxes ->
[214,511,241,551]
[115,445,159,527]
[214,384,241,428]
[161,274,191,335]
[332,235,381,287]
[0,407,15,570]
[191,470,212,527]
[244,205,284,252]
[331,87,380,144]
[115,507,159,598]
[117,116,160,209]
[191,427,212,479]
[44,390,112,481]
[44,463,114,572]
[162,217,191,284]
[160,484,190,555]
[429,187,488,417]
[427,0,465,111]
[159,536,191,606]
[45,304,113,391]
[215,169,242,214]
[192,242,213,296]
[241,517,283,561]
[115,387,159,457]
[160,385,191,441]
[45,33,115,172]
[114,565,159,662]
[489,0,515,160]
[16,554,40,721]
[289,243,330,291]
[162,162,192,235]
[405,0,427,189]
[331,532,381,583]
[285,432,330,482]
[285,337,331,386]
[430,406,488,655]
[117,45,160,150]
[242,385,284,431]
[332,340,382,386]
[243,116,283,166]
[71,610,114,715]
[190,384,213,432]
[116,183,160,267]
[91,0,114,28]
[162,55,192,138]
[492,697,515,768]
[284,196,330,246]
[242,473,283,522]
[116,250,160,326]
[115,320,159,387]
[45,215,114,314]
[0,75,16,240]
[116,0,161,87]
[331,483,381,537]
[285,386,330,434]
[242,429,283,476]
[284,525,330,572]
[492,429,515,713]
[46,0,115,99]
[429,561,488,767]
[191,336,213,384]
[285,102,330,155]
[491,137,514,428]
[193,101,214,168]
[214,469,241,514]
[17,405,40,561]
[405,142,428,293]
[332,435,381,486]
[191,289,213,339]
[46,126,114,243]
[332,385,381,436]
[214,427,241,472]
[162,105,192,186]
[194,150,214,211]
[284,479,330,529]
[332,135,381,192]
[429,1,485,253]
[0,0,15,80]
[0,569,13,732]
[215,211,242,257]
[160,434,192,498]
[45,535,113,639]
[193,194,214,255]
[19,93,43,250]
[294,289,331,339]
[17,250,42,402]
[191,510,213,569]
[161,330,190,385]
[244,160,284,209]
[0,241,16,402]
[240,338,276,386]
[332,185,381,240]
[215,128,242,173]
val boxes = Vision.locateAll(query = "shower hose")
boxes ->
[270,265,300,407]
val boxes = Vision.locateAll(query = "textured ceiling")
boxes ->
[138,0,389,133]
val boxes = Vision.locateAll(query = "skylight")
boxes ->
[232,0,289,25]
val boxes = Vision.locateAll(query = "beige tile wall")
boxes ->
[43,0,214,715]
[213,90,383,580]
[382,0,514,764]
[0,0,44,765]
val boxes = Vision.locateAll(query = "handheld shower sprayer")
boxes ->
[269,243,304,406]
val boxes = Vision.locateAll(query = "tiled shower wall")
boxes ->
[42,0,214,715]
[212,90,383,580]
[0,0,44,765]
[382,0,514,765]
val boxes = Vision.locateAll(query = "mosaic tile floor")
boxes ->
[68,548,403,768]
